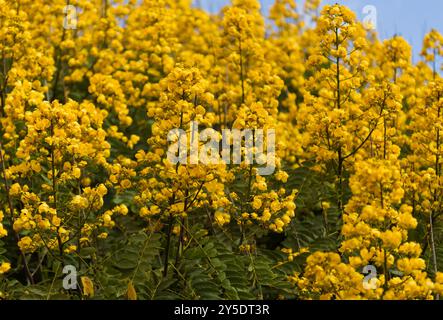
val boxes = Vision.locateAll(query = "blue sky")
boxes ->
[198,0,443,62]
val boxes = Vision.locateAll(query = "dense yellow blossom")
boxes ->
[0,0,442,301]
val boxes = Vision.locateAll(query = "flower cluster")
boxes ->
[1,0,443,301]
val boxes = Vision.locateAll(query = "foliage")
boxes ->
[1,0,443,300]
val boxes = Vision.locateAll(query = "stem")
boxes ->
[0,49,8,116]
[382,248,389,295]
[163,111,184,277]
[49,120,63,257]
[334,28,344,213]
[429,214,439,285]
[240,131,255,246]
[322,204,329,234]
[162,210,175,277]
[174,189,188,267]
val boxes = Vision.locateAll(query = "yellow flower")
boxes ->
[252,197,262,210]
[97,184,108,197]
[9,183,21,196]
[98,232,108,239]
[321,202,330,210]
[64,245,78,254]
[18,236,35,253]
[120,179,132,189]
[379,230,403,249]
[81,276,95,298]
[0,262,11,274]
